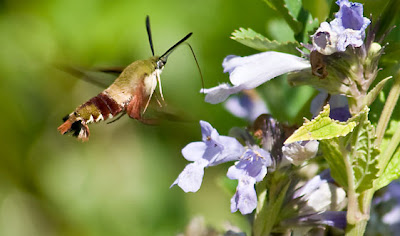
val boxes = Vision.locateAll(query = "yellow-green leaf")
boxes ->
[284,104,356,144]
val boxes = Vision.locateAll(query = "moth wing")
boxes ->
[57,65,125,88]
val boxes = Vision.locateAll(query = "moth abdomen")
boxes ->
[57,92,124,141]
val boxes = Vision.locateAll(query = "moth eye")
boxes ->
[157,60,165,69]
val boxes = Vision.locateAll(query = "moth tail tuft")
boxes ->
[58,116,90,142]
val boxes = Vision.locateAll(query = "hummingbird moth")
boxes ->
[58,16,198,141]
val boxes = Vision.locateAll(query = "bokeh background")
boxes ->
[0,0,398,235]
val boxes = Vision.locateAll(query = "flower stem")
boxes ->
[341,143,362,226]
[376,69,400,146]
[345,190,374,236]
[345,220,368,236]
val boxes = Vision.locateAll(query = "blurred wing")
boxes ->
[137,93,192,124]
[58,65,125,88]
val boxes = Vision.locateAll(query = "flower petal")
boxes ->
[282,140,319,166]
[202,83,244,104]
[200,120,215,140]
[210,136,245,165]
[227,163,245,180]
[310,92,351,121]
[315,211,347,229]
[224,51,311,88]
[227,147,271,181]
[312,22,339,55]
[290,211,347,229]
[230,177,257,214]
[171,161,208,192]
[330,0,370,51]
[335,0,369,31]
[294,169,333,198]
[181,142,207,162]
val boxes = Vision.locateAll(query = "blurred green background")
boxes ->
[0,0,277,235]
[0,0,398,235]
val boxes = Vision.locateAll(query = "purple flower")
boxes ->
[201,51,311,104]
[310,92,351,121]
[332,0,370,51]
[227,147,272,214]
[224,90,268,122]
[312,0,370,55]
[171,120,245,192]
[289,211,347,230]
[281,170,347,233]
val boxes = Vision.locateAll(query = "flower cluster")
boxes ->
[172,0,396,234]
[171,121,274,214]
[312,0,370,55]
[171,120,244,193]
[174,0,371,216]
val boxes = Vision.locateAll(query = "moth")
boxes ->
[58,16,198,141]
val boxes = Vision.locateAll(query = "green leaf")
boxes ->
[320,138,348,188]
[375,147,400,190]
[373,0,400,42]
[302,0,330,22]
[345,108,380,193]
[284,104,356,144]
[301,14,319,43]
[365,76,392,107]
[381,42,400,65]
[231,28,300,55]
[263,0,303,34]
[319,107,380,192]
[375,120,400,190]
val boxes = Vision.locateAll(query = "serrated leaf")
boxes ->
[264,0,303,34]
[284,104,356,144]
[231,28,300,55]
[375,120,400,190]
[319,107,380,192]
[346,108,380,192]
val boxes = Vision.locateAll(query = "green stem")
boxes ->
[344,71,400,235]
[345,220,368,236]
[341,143,361,226]
[376,70,400,146]
[345,190,375,236]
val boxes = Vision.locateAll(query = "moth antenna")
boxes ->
[146,15,155,56]
[159,32,192,62]
[183,42,204,92]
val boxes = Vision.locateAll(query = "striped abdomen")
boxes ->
[58,92,124,141]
